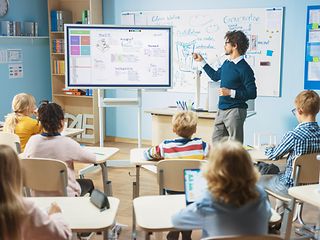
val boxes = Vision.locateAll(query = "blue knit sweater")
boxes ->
[203,59,257,110]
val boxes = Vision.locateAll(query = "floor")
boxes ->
[74,141,319,240]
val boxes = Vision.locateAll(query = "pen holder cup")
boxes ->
[253,132,277,149]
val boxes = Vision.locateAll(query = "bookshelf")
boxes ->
[47,0,103,143]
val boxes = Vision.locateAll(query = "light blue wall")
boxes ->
[103,0,320,145]
[0,0,51,120]
[1,1,319,146]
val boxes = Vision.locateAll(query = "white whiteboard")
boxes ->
[65,25,172,88]
[122,8,284,96]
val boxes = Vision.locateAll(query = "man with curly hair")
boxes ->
[193,30,257,144]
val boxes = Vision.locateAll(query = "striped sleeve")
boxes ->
[144,144,164,160]
[265,131,294,160]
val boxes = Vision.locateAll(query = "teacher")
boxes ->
[193,30,257,143]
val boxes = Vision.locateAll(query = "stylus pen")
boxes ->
[94,152,104,156]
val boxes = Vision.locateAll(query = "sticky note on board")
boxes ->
[307,56,313,62]
[260,61,271,66]
[312,23,319,29]
[266,50,273,56]
[314,57,319,62]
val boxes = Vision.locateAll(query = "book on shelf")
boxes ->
[61,88,93,96]
[52,39,64,53]
[52,60,65,74]
[51,10,72,32]
[62,88,87,96]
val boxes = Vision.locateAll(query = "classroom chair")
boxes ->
[157,159,205,195]
[21,158,68,196]
[0,132,21,153]
[265,152,320,239]
[201,235,283,240]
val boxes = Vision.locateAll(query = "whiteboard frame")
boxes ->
[64,24,173,89]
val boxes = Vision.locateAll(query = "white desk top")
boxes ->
[133,194,280,232]
[30,196,119,232]
[288,184,320,208]
[248,148,270,162]
[84,146,119,164]
[134,195,185,232]
[130,147,271,166]
[145,108,216,119]
[61,128,84,138]
[130,148,158,166]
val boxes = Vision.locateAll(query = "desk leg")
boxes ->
[145,232,151,240]
[132,182,137,240]
[100,162,112,196]
[281,199,295,240]
[136,165,141,197]
[132,166,141,239]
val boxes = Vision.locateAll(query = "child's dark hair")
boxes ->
[38,102,64,134]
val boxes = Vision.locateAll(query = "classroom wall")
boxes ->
[103,0,320,145]
[1,1,319,146]
[0,0,51,120]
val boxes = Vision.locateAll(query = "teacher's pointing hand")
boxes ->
[192,53,204,62]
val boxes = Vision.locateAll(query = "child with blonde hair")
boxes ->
[144,111,209,240]
[172,140,271,238]
[3,93,41,151]
[0,144,71,240]
[144,111,208,160]
[259,90,320,198]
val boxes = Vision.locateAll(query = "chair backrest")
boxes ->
[157,159,205,194]
[0,132,21,153]
[292,152,320,186]
[21,158,68,196]
[201,235,283,240]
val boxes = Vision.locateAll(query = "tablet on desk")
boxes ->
[184,169,206,206]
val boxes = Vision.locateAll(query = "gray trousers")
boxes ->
[212,108,247,143]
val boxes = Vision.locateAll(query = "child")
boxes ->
[172,140,271,238]
[144,111,208,240]
[259,90,320,197]
[23,102,96,197]
[144,111,209,160]
[0,144,72,240]
[3,93,42,151]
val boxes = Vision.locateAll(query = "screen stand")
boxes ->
[79,89,143,195]
[98,89,142,148]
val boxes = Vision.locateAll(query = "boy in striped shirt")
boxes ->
[144,111,209,160]
[144,111,208,240]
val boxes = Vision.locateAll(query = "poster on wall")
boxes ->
[7,49,23,62]
[304,5,320,90]
[122,7,284,97]
[9,63,23,79]
[0,49,7,63]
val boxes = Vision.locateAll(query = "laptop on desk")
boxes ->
[184,169,206,206]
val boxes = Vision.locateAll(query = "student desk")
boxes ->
[83,147,119,195]
[133,194,281,240]
[61,128,84,138]
[145,108,216,145]
[31,196,119,240]
[130,147,273,197]
[284,184,320,240]
[19,146,119,196]
[0,127,83,136]
[289,184,320,208]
